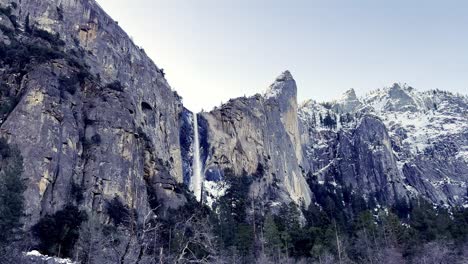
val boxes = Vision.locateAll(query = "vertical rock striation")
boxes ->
[299,84,468,206]
[0,0,188,226]
[200,71,312,207]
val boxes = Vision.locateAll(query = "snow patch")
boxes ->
[204,180,229,208]
[25,251,75,264]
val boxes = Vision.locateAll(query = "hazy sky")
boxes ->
[96,0,468,112]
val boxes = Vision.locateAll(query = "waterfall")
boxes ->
[191,112,203,202]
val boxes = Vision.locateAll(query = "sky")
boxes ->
[96,0,468,112]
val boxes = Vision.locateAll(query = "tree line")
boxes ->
[1,140,467,263]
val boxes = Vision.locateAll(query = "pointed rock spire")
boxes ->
[342,88,358,100]
[264,70,297,100]
[334,88,362,113]
[275,70,294,82]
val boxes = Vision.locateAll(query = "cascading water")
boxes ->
[191,112,204,202]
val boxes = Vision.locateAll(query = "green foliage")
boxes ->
[70,182,84,203]
[106,196,137,228]
[0,17,93,122]
[0,6,12,16]
[276,202,309,257]
[32,205,87,258]
[323,111,337,129]
[0,79,19,119]
[105,80,124,92]
[0,5,18,30]
[449,208,468,243]
[0,23,15,38]
[214,169,255,260]
[406,198,456,245]
[30,27,65,46]
[82,134,102,149]
[59,75,80,95]
[0,41,64,70]
[0,139,25,246]
[263,213,282,256]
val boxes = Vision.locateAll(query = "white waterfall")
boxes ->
[191,112,203,202]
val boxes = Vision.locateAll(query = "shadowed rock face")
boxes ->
[0,0,188,226]
[200,71,312,207]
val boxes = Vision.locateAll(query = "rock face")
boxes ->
[0,0,190,226]
[299,84,468,206]
[332,88,362,113]
[0,0,466,234]
[199,76,467,209]
[200,71,312,207]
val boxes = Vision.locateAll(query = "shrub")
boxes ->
[59,75,79,95]
[82,134,101,149]
[0,138,10,157]
[0,140,25,246]
[91,134,101,145]
[70,182,84,203]
[56,7,64,21]
[0,6,12,17]
[31,27,65,46]
[0,24,15,37]
[8,14,18,28]
[106,197,137,227]
[137,127,151,142]
[32,205,87,258]
[323,113,337,129]
[105,80,124,92]
[0,82,19,119]
[0,42,63,69]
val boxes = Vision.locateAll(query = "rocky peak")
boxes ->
[299,82,468,207]
[361,83,420,113]
[198,70,311,208]
[263,70,297,100]
[275,70,294,81]
[333,88,362,113]
[341,88,358,100]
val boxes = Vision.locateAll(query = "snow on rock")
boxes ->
[362,84,468,155]
[263,70,294,99]
[298,83,468,206]
[203,180,229,209]
[24,250,76,264]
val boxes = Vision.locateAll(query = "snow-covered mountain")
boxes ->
[196,74,467,209]
[299,83,468,207]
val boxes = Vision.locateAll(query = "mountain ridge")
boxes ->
[0,0,467,263]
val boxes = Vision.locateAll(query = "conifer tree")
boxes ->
[263,213,282,258]
[0,139,25,246]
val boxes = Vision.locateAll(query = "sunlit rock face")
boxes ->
[0,0,188,226]
[199,71,312,207]
[1,0,466,235]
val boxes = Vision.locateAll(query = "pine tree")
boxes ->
[0,139,25,246]
[25,14,31,33]
[263,213,282,258]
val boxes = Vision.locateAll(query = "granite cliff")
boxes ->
[0,0,466,254]
[1,1,467,263]
[0,0,189,228]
